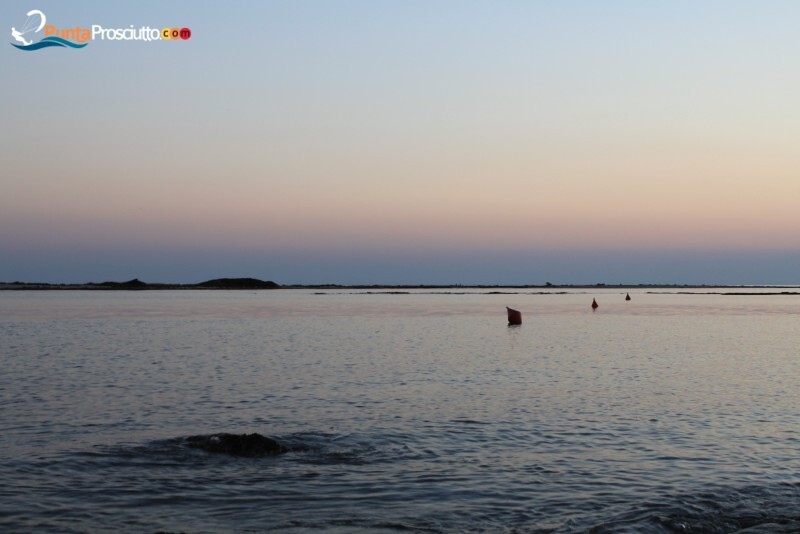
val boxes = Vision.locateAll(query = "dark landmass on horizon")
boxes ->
[0,278,280,291]
[0,278,798,294]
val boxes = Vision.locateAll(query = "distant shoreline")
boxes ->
[1,277,798,294]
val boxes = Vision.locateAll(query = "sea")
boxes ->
[1,288,799,533]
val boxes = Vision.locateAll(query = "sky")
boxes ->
[2,1,799,285]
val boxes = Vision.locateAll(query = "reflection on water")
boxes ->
[3,288,800,321]
[1,290,799,532]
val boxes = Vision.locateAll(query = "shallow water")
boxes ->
[1,289,799,532]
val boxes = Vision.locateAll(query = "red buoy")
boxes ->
[507,307,522,325]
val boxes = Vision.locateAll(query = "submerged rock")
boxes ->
[185,433,290,457]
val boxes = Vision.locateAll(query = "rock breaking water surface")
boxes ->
[1,289,799,532]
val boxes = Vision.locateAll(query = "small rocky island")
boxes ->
[195,278,280,289]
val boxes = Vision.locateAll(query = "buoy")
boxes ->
[507,307,522,325]
[625,293,631,301]
[591,298,599,309]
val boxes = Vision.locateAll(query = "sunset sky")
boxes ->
[2,1,799,285]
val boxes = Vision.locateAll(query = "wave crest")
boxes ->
[12,36,87,51]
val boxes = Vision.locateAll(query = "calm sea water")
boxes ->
[1,289,799,533]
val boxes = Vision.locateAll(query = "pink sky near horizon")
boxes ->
[4,125,798,253]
